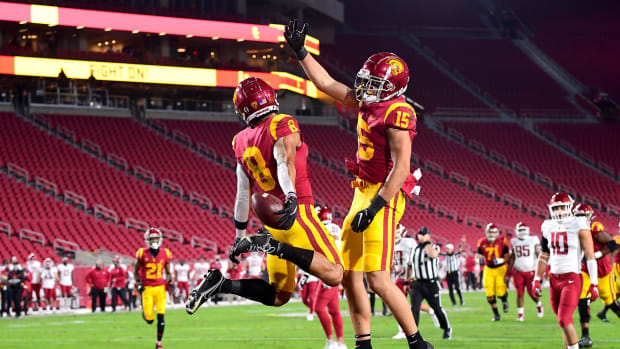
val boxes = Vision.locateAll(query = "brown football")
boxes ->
[251,192,284,228]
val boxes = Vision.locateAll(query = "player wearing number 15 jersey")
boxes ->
[185,76,343,316]
[135,228,173,349]
[508,223,543,321]
[534,193,597,349]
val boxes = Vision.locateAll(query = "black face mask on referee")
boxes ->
[408,227,452,339]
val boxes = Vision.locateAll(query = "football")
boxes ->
[251,192,284,228]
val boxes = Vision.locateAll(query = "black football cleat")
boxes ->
[230,229,279,259]
[442,328,452,340]
[596,309,609,322]
[502,301,509,313]
[492,314,501,322]
[185,269,224,315]
[578,335,593,348]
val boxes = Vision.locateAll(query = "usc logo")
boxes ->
[388,59,404,75]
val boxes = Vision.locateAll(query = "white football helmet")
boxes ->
[485,223,499,242]
[144,228,163,249]
[43,257,53,268]
[515,222,530,240]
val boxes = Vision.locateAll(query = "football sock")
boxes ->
[582,326,589,337]
[428,308,435,315]
[156,314,165,341]
[518,307,524,315]
[499,294,508,303]
[406,331,426,349]
[567,344,578,349]
[220,278,276,306]
[536,301,543,308]
[492,307,500,317]
[354,339,372,349]
[276,242,314,271]
[578,299,590,323]
[609,301,620,317]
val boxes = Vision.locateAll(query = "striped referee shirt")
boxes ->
[409,243,440,280]
[441,252,461,273]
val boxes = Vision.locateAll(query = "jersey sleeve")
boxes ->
[575,217,590,231]
[165,248,172,260]
[135,248,143,259]
[383,103,417,131]
[269,114,300,140]
[591,222,605,235]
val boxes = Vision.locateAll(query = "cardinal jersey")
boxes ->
[581,221,613,276]
[510,236,540,272]
[41,267,57,289]
[247,254,264,277]
[356,96,416,184]
[541,217,589,275]
[175,263,190,282]
[615,236,620,265]
[136,248,172,287]
[477,237,510,267]
[57,263,74,286]
[233,114,313,204]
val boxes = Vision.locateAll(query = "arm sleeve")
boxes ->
[383,103,417,132]
[541,236,550,254]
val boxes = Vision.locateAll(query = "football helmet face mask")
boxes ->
[318,206,332,223]
[233,77,279,126]
[572,202,594,222]
[485,223,500,242]
[548,192,574,220]
[43,258,53,268]
[355,52,409,104]
[515,222,530,240]
[144,227,163,250]
[113,255,120,265]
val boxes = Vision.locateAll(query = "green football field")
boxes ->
[1,291,617,349]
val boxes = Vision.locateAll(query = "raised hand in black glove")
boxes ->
[229,237,242,264]
[351,195,387,232]
[275,193,298,230]
[284,19,309,60]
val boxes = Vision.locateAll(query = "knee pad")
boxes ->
[578,298,590,324]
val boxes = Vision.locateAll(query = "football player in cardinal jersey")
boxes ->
[135,228,173,349]
[507,223,543,321]
[285,19,429,349]
[57,256,74,311]
[186,76,343,315]
[477,223,511,321]
[534,193,598,349]
[599,231,620,320]
[572,203,620,348]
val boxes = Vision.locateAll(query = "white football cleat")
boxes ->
[392,330,406,340]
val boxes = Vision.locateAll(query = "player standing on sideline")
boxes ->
[508,223,543,321]
[598,231,620,321]
[175,260,191,302]
[441,241,465,307]
[40,258,58,313]
[1,259,10,317]
[26,253,41,312]
[571,204,620,348]
[246,252,265,279]
[533,193,598,349]
[57,256,74,311]
[299,271,320,321]
[135,228,173,349]
[7,257,25,318]
[110,256,131,312]
[285,19,430,349]
[477,223,511,321]
[186,76,343,313]
[192,257,210,287]
[464,252,477,291]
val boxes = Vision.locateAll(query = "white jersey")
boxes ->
[57,263,74,286]
[541,216,589,275]
[41,267,57,289]
[219,260,229,277]
[175,264,190,282]
[510,236,540,272]
[301,271,319,284]
[27,260,42,284]
[193,262,210,280]
[323,221,342,250]
[393,237,416,277]
[247,254,264,277]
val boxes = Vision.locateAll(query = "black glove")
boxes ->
[284,19,309,60]
[275,193,298,230]
[229,237,242,264]
[136,280,144,293]
[351,195,387,232]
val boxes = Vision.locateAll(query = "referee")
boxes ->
[440,243,464,306]
[407,227,451,339]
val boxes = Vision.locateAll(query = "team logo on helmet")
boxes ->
[251,101,258,109]
[388,59,404,75]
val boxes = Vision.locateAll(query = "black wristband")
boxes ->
[367,195,388,215]
[233,219,248,230]
[295,46,308,60]
[607,239,619,253]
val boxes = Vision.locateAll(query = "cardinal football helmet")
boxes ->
[144,227,163,250]
[485,223,500,242]
[573,202,594,222]
[318,206,332,223]
[233,77,279,126]
[355,52,409,103]
[515,222,530,240]
[548,192,574,220]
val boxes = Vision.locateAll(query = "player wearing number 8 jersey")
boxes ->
[535,193,598,349]
[185,76,343,316]
[135,228,173,349]
[284,18,431,349]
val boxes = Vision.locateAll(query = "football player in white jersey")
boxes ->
[41,258,58,313]
[175,260,191,301]
[534,193,597,349]
[26,253,42,311]
[192,257,210,287]
[246,252,265,279]
[508,223,543,321]
[57,257,74,311]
